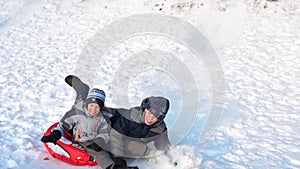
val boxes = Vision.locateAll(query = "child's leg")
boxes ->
[89,150,113,169]
[65,75,90,104]
[82,142,114,169]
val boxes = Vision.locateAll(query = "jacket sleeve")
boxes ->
[150,121,171,151]
[109,113,130,157]
[56,109,82,135]
[154,131,171,151]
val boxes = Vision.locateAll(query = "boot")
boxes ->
[65,75,90,104]
[106,157,139,169]
[106,164,139,169]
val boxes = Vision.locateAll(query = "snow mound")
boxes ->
[145,145,202,169]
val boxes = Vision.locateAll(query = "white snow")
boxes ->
[0,0,299,169]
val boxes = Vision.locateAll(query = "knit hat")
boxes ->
[141,96,170,121]
[85,88,106,108]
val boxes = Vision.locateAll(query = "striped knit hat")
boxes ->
[85,88,106,108]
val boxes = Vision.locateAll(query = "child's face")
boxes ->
[144,109,158,126]
[87,103,100,116]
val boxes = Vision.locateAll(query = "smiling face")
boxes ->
[144,109,158,126]
[87,103,100,116]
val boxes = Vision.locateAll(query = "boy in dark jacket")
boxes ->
[106,96,170,159]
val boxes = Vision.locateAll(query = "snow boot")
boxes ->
[106,164,139,169]
[65,75,90,104]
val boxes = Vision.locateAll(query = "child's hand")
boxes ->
[41,130,62,144]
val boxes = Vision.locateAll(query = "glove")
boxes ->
[41,130,62,144]
[86,142,102,152]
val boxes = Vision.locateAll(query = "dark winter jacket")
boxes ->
[104,106,170,158]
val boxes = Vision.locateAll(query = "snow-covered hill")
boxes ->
[0,0,299,169]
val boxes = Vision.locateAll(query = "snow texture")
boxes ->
[0,0,299,169]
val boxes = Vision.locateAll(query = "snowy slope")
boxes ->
[0,0,299,169]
